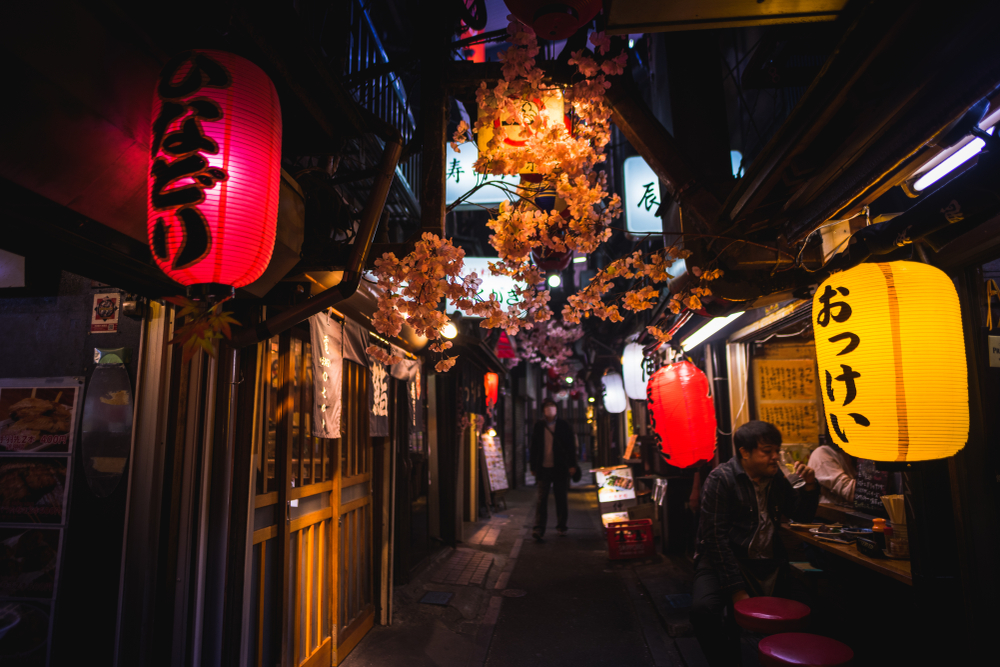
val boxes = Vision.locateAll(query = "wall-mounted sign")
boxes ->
[623,155,662,234]
[90,293,120,334]
[445,143,519,208]
[445,257,526,317]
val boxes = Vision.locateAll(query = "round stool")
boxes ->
[734,597,811,634]
[758,632,854,667]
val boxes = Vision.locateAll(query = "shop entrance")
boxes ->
[247,333,373,667]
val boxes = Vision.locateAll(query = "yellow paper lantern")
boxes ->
[813,261,968,461]
[477,89,567,174]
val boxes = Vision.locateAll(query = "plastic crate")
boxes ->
[606,519,655,560]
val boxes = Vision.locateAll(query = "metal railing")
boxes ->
[344,0,420,199]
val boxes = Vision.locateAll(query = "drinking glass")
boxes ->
[780,451,806,489]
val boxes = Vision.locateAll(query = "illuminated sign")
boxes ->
[445,257,526,317]
[444,144,519,208]
[623,155,662,234]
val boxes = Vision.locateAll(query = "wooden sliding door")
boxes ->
[246,333,376,666]
[248,332,335,667]
[334,361,375,661]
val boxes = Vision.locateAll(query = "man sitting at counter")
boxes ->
[808,440,857,506]
[691,421,819,667]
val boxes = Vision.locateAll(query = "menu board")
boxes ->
[594,465,636,504]
[753,358,820,446]
[0,378,80,667]
[758,404,819,445]
[480,433,509,492]
[854,459,889,517]
[755,359,816,400]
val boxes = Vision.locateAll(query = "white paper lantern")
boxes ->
[602,372,628,414]
[622,342,648,400]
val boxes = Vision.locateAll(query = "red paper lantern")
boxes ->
[495,331,517,359]
[149,50,282,299]
[485,372,499,410]
[504,0,603,40]
[646,361,717,468]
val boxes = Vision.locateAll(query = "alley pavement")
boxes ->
[341,479,733,667]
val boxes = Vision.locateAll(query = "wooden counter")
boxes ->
[814,502,881,527]
[781,524,912,586]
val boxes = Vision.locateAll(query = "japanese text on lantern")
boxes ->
[150,52,231,270]
[816,284,869,443]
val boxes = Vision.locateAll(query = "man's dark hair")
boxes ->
[542,398,558,409]
[734,420,782,453]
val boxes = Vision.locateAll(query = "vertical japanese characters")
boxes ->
[148,50,282,292]
[813,262,968,461]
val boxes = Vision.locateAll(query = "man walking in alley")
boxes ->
[530,398,579,540]
[691,421,819,666]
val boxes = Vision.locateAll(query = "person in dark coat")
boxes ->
[690,421,819,666]
[530,398,579,539]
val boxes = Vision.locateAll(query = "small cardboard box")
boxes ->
[627,502,660,537]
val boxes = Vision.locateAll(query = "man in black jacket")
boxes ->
[691,421,819,666]
[530,399,579,540]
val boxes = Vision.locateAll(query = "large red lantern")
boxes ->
[149,50,282,299]
[504,0,603,40]
[646,361,717,468]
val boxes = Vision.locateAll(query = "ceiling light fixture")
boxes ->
[680,312,745,351]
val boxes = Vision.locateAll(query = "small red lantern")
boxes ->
[496,331,517,359]
[485,372,499,412]
[149,50,282,299]
[646,361,717,468]
[504,0,603,40]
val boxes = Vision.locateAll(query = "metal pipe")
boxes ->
[231,134,403,347]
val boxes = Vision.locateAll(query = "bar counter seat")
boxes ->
[758,632,854,666]
[734,596,811,634]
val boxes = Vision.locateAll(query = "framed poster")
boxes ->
[0,379,82,454]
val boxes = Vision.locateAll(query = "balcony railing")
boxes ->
[344,0,420,200]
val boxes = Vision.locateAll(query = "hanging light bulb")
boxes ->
[547,273,562,288]
[441,322,458,339]
[566,376,574,384]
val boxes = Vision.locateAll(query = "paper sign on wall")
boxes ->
[90,293,120,333]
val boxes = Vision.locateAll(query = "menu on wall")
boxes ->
[758,404,819,445]
[854,459,890,517]
[753,358,820,446]
[755,359,816,400]
[0,377,81,666]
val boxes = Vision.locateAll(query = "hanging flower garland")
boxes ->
[513,319,584,374]
[369,19,718,370]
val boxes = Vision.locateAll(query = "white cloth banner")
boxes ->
[309,313,343,438]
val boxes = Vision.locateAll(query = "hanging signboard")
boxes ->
[445,257,527,317]
[623,156,662,234]
[444,143,519,208]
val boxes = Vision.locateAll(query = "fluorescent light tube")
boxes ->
[681,312,744,351]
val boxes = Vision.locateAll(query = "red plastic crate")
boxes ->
[606,519,655,560]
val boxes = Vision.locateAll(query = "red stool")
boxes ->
[758,632,854,666]
[734,597,811,634]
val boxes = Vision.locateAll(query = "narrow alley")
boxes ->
[340,481,713,667]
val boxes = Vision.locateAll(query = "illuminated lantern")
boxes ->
[813,262,968,461]
[622,342,648,400]
[504,0,603,40]
[601,372,627,414]
[647,361,716,468]
[477,89,570,174]
[496,331,517,359]
[149,50,282,299]
[484,372,499,411]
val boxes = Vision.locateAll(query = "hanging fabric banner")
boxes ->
[309,313,343,438]
[342,319,369,366]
